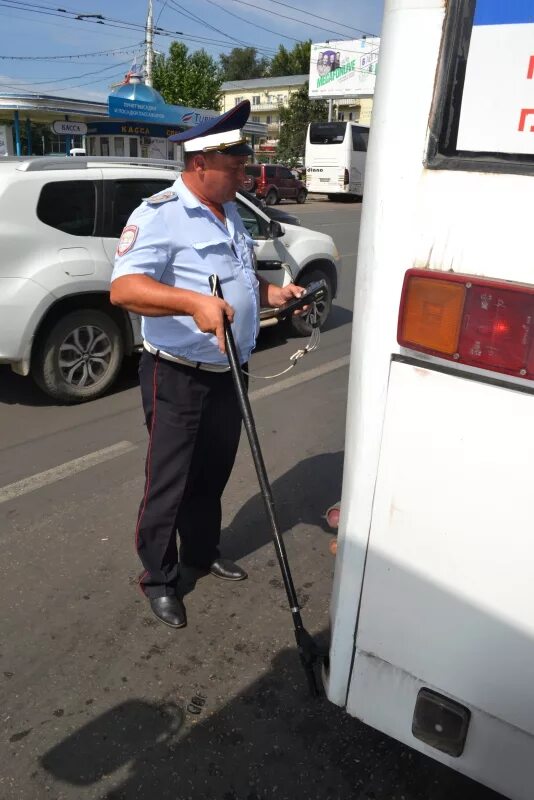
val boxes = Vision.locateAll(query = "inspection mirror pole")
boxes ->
[209,274,323,695]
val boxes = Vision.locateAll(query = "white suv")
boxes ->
[0,157,341,403]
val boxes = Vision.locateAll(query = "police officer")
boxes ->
[110,101,304,628]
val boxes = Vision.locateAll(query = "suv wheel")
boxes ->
[265,188,278,206]
[289,269,332,336]
[296,189,307,204]
[32,309,124,403]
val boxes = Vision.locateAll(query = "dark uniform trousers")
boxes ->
[136,350,244,599]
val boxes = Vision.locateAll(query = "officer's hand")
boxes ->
[267,283,306,313]
[191,295,235,353]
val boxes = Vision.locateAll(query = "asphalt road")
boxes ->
[0,200,504,800]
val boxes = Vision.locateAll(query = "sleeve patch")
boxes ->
[116,225,139,256]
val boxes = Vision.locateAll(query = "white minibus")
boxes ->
[325,0,534,798]
[305,121,369,199]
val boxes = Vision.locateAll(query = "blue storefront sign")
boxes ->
[108,95,217,128]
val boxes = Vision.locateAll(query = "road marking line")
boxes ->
[0,441,137,505]
[0,361,349,504]
[249,355,350,402]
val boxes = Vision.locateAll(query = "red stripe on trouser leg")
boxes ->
[137,571,149,596]
[134,354,159,588]
[135,355,244,594]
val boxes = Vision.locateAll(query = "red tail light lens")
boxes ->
[398,269,534,379]
[344,169,349,185]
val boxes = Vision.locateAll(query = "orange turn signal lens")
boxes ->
[399,276,466,355]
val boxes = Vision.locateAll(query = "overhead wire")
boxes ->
[49,64,134,90]
[155,0,169,27]
[0,7,140,41]
[223,0,372,40]
[200,0,301,43]
[1,0,374,51]
[0,44,145,61]
[1,0,379,40]
[166,0,264,49]
[0,68,129,92]
[0,0,277,54]
[242,0,378,37]
[0,0,380,90]
[1,59,132,86]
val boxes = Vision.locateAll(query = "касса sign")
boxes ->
[51,121,88,136]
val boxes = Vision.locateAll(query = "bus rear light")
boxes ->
[398,269,534,379]
[343,168,349,185]
[400,277,465,354]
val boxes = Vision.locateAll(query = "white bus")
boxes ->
[325,0,534,797]
[305,121,369,199]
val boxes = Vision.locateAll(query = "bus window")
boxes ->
[427,0,534,173]
[351,128,368,152]
[309,122,346,144]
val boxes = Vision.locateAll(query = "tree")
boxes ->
[153,42,222,110]
[276,83,328,166]
[270,41,312,77]
[219,47,269,82]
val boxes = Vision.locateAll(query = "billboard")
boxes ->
[309,38,379,98]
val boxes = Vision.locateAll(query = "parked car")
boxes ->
[0,156,340,403]
[238,187,301,226]
[243,163,308,205]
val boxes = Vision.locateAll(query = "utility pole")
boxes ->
[145,0,154,87]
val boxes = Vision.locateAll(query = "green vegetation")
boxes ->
[277,84,328,166]
[153,42,222,110]
[219,47,270,82]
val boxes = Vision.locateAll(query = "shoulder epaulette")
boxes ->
[146,190,178,205]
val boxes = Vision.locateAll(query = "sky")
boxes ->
[0,0,385,102]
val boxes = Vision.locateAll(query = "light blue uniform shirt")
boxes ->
[112,176,260,365]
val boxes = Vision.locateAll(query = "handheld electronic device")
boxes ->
[273,279,327,318]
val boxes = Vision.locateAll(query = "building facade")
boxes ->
[0,76,266,159]
[221,74,374,159]
[221,75,308,154]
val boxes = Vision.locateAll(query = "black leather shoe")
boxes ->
[209,559,247,581]
[149,595,187,628]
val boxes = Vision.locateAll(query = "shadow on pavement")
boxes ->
[321,304,353,333]
[0,356,141,408]
[221,451,344,563]
[0,365,51,407]
[40,646,503,800]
